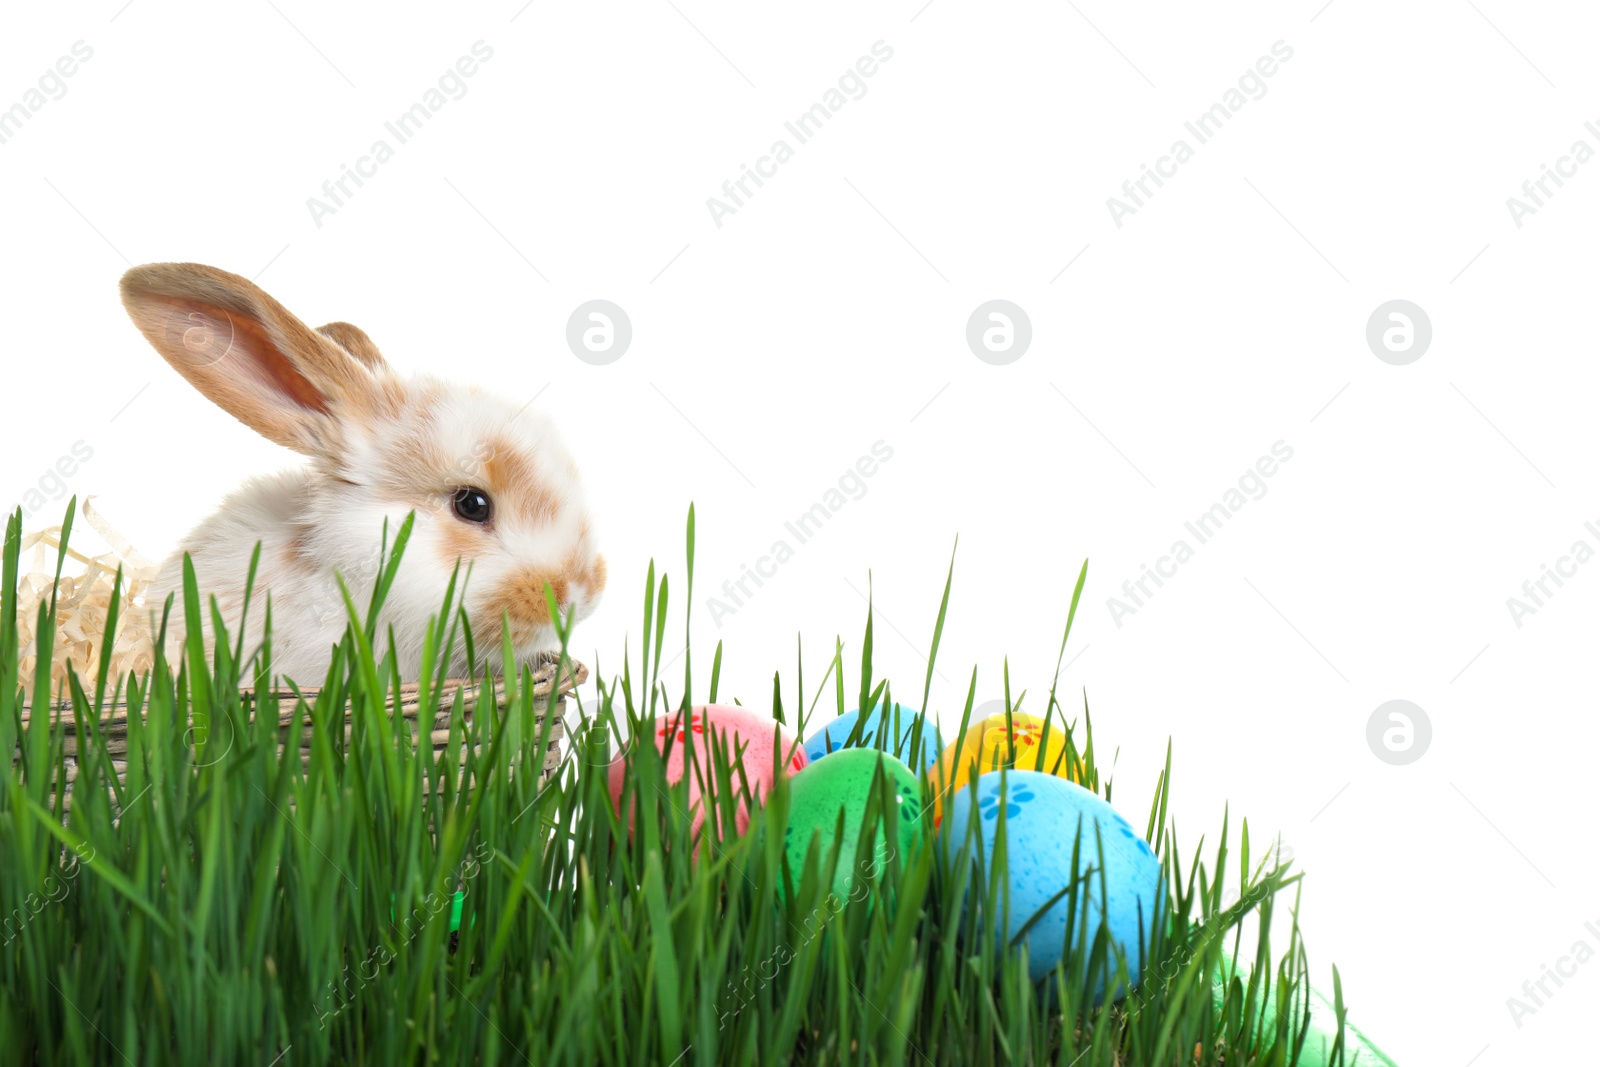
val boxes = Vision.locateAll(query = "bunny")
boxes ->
[119,263,606,685]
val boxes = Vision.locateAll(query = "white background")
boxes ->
[2,1,1596,1062]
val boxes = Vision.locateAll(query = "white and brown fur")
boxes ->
[121,262,605,684]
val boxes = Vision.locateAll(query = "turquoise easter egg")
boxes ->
[803,703,945,775]
[782,748,924,901]
[945,770,1162,997]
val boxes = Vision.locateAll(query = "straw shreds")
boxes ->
[14,498,161,697]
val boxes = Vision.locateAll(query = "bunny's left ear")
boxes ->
[120,262,402,457]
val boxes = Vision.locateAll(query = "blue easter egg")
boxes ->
[804,703,945,774]
[945,770,1162,996]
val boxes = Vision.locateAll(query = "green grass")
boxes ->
[0,499,1347,1065]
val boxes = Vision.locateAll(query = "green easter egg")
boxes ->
[782,748,923,901]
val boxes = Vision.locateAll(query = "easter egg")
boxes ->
[944,771,1161,996]
[606,704,808,843]
[782,748,923,901]
[803,702,945,774]
[929,712,1085,823]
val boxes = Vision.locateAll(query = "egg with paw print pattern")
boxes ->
[944,770,1161,997]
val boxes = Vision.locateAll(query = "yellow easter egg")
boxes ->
[928,713,1084,824]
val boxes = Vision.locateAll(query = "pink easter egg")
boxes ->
[607,704,808,844]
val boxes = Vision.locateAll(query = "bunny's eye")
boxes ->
[452,488,493,525]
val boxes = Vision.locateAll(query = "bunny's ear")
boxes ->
[120,263,395,456]
[316,321,387,370]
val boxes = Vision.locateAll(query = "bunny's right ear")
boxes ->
[315,321,387,370]
[120,263,394,456]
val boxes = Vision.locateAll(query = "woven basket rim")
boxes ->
[15,659,589,722]
[11,665,583,809]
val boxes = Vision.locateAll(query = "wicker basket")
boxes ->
[12,660,587,810]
